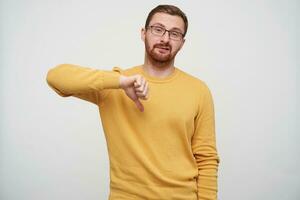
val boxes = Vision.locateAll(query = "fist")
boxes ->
[119,74,149,112]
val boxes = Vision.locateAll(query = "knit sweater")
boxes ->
[46,64,220,200]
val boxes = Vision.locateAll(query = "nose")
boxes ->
[160,31,170,43]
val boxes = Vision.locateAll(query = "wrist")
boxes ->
[119,75,126,89]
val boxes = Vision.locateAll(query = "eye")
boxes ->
[170,31,181,38]
[153,26,164,33]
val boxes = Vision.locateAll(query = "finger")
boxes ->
[134,99,144,112]
[138,95,148,100]
[141,78,146,87]
[134,76,142,88]
[135,75,146,89]
[135,79,146,92]
[135,81,147,95]
[143,82,149,99]
[136,82,149,100]
[136,92,146,100]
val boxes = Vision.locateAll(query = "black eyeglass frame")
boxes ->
[146,25,185,41]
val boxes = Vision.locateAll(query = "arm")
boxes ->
[46,63,121,105]
[192,84,220,200]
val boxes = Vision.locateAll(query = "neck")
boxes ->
[143,53,175,78]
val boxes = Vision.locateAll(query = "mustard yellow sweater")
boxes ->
[46,64,220,200]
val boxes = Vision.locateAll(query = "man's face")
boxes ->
[141,12,185,63]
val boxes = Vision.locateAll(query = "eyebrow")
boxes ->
[151,23,183,33]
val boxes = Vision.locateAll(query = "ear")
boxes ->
[141,27,146,42]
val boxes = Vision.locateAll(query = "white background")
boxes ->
[0,0,299,199]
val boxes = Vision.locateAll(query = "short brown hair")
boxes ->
[145,5,188,37]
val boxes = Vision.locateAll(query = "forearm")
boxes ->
[46,63,121,97]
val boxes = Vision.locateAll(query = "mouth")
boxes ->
[157,46,170,50]
[155,46,171,54]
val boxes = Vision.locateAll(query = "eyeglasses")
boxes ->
[147,25,184,41]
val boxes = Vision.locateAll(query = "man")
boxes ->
[46,4,220,200]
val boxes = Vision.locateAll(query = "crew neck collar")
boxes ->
[136,65,179,83]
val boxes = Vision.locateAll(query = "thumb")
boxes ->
[134,99,144,112]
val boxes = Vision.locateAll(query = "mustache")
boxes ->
[154,43,171,50]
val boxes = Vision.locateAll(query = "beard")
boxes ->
[145,38,178,63]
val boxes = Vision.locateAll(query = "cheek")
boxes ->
[150,38,161,47]
[145,34,162,47]
[145,37,154,48]
[170,43,181,52]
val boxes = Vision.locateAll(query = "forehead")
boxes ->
[149,12,185,32]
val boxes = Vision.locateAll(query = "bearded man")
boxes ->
[46,4,220,200]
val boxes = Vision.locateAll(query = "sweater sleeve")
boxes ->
[192,84,220,200]
[46,63,121,105]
